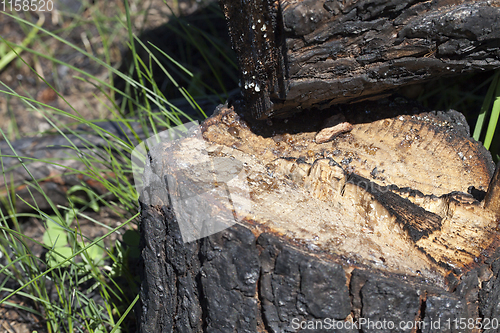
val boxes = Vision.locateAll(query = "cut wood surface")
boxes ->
[138,100,500,332]
[220,0,500,119]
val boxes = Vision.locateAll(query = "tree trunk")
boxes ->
[137,100,500,332]
[219,0,500,119]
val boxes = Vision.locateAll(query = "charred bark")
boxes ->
[220,0,500,119]
[138,100,500,332]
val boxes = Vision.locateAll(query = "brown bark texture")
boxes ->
[137,100,500,332]
[219,0,500,119]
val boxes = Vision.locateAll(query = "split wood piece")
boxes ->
[315,114,353,143]
[220,0,500,119]
[138,103,500,332]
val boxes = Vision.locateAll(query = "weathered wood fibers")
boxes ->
[138,101,500,332]
[220,0,500,119]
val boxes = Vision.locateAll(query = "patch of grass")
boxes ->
[418,70,500,163]
[473,71,500,162]
[0,12,45,72]
[0,0,226,332]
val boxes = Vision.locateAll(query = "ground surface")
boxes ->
[0,0,202,331]
[0,0,205,139]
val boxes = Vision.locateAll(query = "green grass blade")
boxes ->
[484,83,500,150]
[473,70,500,141]
[0,212,139,306]
[110,294,140,333]
[0,13,44,71]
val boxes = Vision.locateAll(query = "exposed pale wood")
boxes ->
[220,0,500,119]
[197,104,496,280]
[315,114,353,143]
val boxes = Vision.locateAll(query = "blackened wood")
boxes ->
[219,0,288,118]
[348,173,443,242]
[220,0,500,119]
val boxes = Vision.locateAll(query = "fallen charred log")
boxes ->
[219,0,500,119]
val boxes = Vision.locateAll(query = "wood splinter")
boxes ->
[315,114,353,144]
[485,161,500,216]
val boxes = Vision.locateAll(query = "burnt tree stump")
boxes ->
[137,0,500,331]
[219,0,500,119]
[138,100,500,332]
